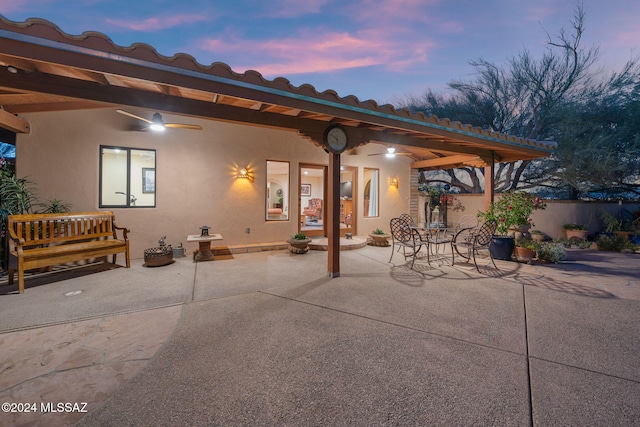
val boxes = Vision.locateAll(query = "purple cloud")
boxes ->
[106,13,209,32]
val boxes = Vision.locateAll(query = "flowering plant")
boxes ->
[537,242,567,263]
[478,191,546,235]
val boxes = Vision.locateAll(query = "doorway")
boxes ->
[299,164,326,237]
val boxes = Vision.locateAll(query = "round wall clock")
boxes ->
[276,188,283,197]
[324,125,348,153]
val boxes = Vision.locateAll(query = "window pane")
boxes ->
[131,149,156,207]
[100,146,156,208]
[266,160,289,221]
[100,147,128,207]
[363,168,379,217]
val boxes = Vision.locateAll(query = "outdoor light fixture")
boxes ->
[237,166,253,180]
[390,177,399,188]
[385,147,396,158]
[149,113,166,131]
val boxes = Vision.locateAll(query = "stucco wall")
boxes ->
[16,108,412,259]
[448,194,640,238]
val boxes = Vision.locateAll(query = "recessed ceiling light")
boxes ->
[64,290,83,296]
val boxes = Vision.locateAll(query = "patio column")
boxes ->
[327,152,341,277]
[483,153,495,211]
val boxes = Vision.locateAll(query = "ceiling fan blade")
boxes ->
[165,123,203,130]
[116,109,152,124]
[367,152,413,156]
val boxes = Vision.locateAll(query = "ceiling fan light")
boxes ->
[385,147,396,157]
[150,112,165,131]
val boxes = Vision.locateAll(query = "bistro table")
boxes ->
[187,234,223,261]
[411,222,459,263]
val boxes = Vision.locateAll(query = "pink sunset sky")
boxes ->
[1,0,637,104]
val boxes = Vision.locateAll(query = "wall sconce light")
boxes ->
[237,166,253,181]
[390,177,399,188]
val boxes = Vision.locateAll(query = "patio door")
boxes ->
[299,164,326,237]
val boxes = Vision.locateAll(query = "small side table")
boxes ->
[187,234,223,261]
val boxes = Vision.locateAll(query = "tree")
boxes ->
[402,3,640,198]
[537,89,640,198]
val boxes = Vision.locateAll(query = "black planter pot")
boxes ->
[490,236,515,261]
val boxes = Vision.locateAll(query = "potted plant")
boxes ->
[287,232,311,254]
[369,228,391,247]
[477,191,546,261]
[537,242,567,263]
[599,210,633,239]
[514,237,540,263]
[563,223,589,240]
[530,229,546,242]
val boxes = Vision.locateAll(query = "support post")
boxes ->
[483,153,495,211]
[327,152,341,277]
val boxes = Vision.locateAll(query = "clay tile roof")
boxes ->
[0,16,556,164]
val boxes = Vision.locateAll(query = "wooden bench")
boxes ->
[7,211,130,293]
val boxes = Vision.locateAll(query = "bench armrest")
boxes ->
[113,223,130,240]
[7,228,26,246]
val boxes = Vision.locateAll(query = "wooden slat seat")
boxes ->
[7,211,130,293]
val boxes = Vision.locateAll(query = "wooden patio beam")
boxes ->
[0,108,29,133]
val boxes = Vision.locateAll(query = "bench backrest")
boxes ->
[8,211,116,247]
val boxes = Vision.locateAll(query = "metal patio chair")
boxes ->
[395,213,415,253]
[456,214,478,229]
[450,219,498,272]
[389,217,428,269]
[398,213,414,224]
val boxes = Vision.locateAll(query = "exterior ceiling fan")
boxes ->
[368,147,413,158]
[116,109,203,131]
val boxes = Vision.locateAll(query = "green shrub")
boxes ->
[596,234,633,252]
[553,237,591,249]
[537,243,567,263]
[292,232,308,240]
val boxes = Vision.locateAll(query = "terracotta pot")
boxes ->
[531,233,546,242]
[287,238,311,254]
[565,229,588,240]
[509,224,531,240]
[514,246,535,263]
[614,231,631,239]
[368,233,391,247]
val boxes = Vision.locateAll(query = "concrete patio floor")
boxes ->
[0,245,638,426]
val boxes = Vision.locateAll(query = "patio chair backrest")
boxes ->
[457,214,478,229]
[390,217,414,243]
[475,220,498,246]
[398,213,414,225]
